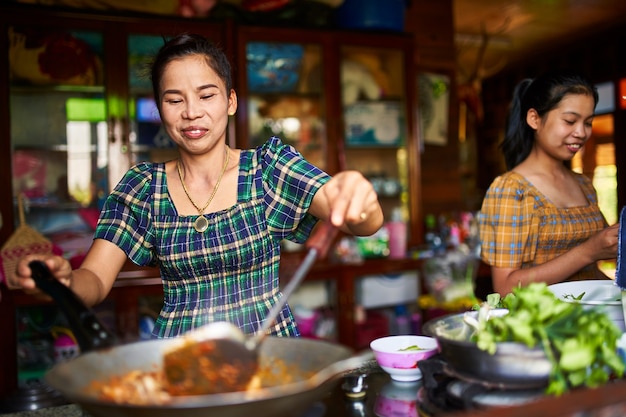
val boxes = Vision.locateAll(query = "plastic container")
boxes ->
[355,310,389,349]
[386,208,407,259]
[394,305,411,335]
[356,272,419,309]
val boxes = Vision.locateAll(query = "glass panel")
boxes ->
[127,34,178,164]
[9,26,106,258]
[572,113,616,277]
[15,305,67,388]
[572,114,617,223]
[15,301,115,387]
[340,45,409,225]
[245,41,325,169]
[595,81,615,114]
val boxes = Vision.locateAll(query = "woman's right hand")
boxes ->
[491,223,619,295]
[7,255,73,296]
[585,223,619,261]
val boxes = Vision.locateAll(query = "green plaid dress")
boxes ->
[95,137,330,338]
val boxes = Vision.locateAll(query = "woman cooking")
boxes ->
[478,69,618,296]
[7,33,384,338]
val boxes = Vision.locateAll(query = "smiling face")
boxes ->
[527,93,595,163]
[158,54,237,154]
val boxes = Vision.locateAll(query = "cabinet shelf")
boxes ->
[348,97,406,103]
[10,84,105,94]
[14,144,98,152]
[280,253,422,348]
[248,91,322,99]
[345,144,405,150]
[16,200,86,210]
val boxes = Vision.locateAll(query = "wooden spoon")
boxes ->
[163,222,339,396]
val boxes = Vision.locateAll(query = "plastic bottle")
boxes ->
[411,312,422,335]
[424,213,444,254]
[394,305,411,335]
[386,207,407,259]
[448,222,461,248]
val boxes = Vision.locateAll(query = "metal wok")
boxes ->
[422,310,551,388]
[45,336,372,417]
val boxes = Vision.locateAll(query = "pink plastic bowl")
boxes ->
[370,335,439,381]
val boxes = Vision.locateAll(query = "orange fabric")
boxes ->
[479,171,606,281]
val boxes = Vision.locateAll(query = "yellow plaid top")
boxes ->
[478,171,606,281]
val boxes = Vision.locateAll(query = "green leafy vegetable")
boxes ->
[563,292,586,301]
[472,283,624,396]
[398,345,424,351]
[472,292,503,310]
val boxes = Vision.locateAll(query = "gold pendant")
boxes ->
[193,215,209,233]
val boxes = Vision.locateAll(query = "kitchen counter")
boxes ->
[6,369,626,417]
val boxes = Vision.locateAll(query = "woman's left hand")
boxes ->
[312,170,384,235]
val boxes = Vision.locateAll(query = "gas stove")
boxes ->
[308,356,546,417]
[418,359,549,416]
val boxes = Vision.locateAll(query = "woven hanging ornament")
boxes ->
[1,194,53,281]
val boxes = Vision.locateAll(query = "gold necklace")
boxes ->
[177,148,230,233]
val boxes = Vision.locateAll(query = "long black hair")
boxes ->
[500,69,599,170]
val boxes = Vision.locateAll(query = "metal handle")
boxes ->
[310,350,375,386]
[251,223,338,345]
[29,261,116,352]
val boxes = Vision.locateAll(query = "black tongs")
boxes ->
[29,260,117,352]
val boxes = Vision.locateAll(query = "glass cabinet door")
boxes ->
[9,25,108,258]
[125,26,225,166]
[242,38,327,170]
[340,44,410,224]
[127,34,178,165]
[8,24,107,389]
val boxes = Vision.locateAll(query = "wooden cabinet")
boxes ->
[234,26,423,348]
[1,7,226,251]
[0,4,423,405]
[279,254,422,348]
[233,26,422,242]
[0,5,226,405]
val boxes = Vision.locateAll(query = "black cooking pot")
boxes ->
[422,310,551,388]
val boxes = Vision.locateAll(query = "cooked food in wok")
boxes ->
[163,339,258,396]
[88,352,306,405]
[45,336,371,417]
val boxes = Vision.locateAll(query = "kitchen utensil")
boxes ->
[45,336,373,417]
[422,310,551,388]
[615,206,626,328]
[163,221,339,395]
[29,260,116,352]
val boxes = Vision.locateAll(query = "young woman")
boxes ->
[8,33,384,338]
[478,69,618,296]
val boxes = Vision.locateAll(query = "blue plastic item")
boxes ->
[246,42,304,93]
[616,206,626,289]
[335,0,406,32]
